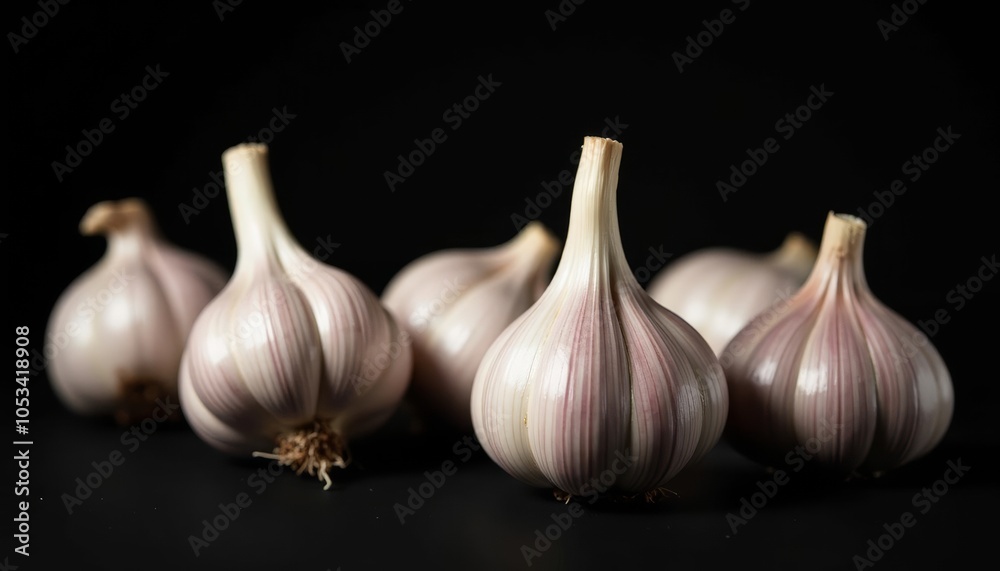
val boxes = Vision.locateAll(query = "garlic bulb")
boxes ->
[382,222,559,428]
[179,143,411,489]
[470,137,728,498]
[47,198,227,424]
[722,212,953,476]
[648,233,817,355]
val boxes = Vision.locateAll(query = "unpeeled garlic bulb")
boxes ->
[471,137,728,497]
[47,198,227,424]
[179,144,411,488]
[648,233,817,355]
[382,223,559,428]
[722,212,953,476]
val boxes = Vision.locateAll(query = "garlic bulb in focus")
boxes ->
[722,212,953,476]
[382,223,559,428]
[647,233,816,355]
[471,137,728,498]
[47,198,227,424]
[179,144,411,489]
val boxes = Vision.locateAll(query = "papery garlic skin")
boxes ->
[471,137,728,496]
[382,222,559,428]
[648,234,817,355]
[47,198,227,423]
[722,212,953,476]
[179,144,411,487]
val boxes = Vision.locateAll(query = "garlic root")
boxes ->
[114,373,180,426]
[252,421,350,491]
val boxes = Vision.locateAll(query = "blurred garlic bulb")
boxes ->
[647,233,816,355]
[179,144,411,488]
[47,198,227,424]
[382,222,559,428]
[722,212,953,476]
[471,137,728,498]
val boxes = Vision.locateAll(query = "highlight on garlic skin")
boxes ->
[382,222,559,428]
[722,212,953,476]
[179,143,411,489]
[647,233,817,355]
[471,137,728,498]
[46,198,227,424]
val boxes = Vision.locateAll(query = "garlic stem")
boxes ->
[80,199,158,259]
[501,222,561,293]
[222,144,295,273]
[80,198,157,237]
[556,137,626,281]
[767,232,818,277]
[803,212,868,291]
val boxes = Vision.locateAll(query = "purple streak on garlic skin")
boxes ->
[615,289,726,491]
[47,199,227,421]
[471,137,728,496]
[382,222,559,428]
[179,144,411,485]
[854,288,953,471]
[298,260,412,436]
[722,212,953,475]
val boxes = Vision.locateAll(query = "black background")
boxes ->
[5,1,998,570]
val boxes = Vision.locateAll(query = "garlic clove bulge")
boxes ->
[179,143,411,488]
[47,198,227,424]
[722,212,953,476]
[382,222,559,428]
[470,137,728,498]
[647,232,817,355]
